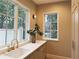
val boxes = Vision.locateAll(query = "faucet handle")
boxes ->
[11,39,19,49]
[7,44,12,52]
[10,40,16,50]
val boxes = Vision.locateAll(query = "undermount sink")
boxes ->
[5,48,29,58]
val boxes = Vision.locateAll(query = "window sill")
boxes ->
[0,39,30,55]
[43,38,59,41]
[0,40,47,59]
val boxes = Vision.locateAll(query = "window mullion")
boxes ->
[5,0,8,45]
[50,20,51,39]
[14,6,18,40]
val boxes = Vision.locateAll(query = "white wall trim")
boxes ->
[12,0,30,11]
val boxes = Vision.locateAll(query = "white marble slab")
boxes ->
[0,40,47,59]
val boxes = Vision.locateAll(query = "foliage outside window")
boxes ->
[17,7,27,42]
[0,0,15,47]
[44,13,59,40]
[0,0,30,48]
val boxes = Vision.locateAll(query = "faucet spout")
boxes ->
[16,39,19,48]
[7,39,19,52]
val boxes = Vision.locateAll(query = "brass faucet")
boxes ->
[11,39,19,48]
[7,39,19,52]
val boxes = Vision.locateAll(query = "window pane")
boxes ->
[51,14,57,23]
[51,23,57,30]
[17,7,26,41]
[7,30,15,44]
[45,33,51,38]
[46,15,51,22]
[7,2,14,17]
[50,31,57,38]
[6,2,15,45]
[7,17,14,29]
[18,8,26,20]
[45,15,51,32]
[0,0,7,14]
[0,29,6,47]
[45,23,50,32]
[0,15,7,47]
[0,0,7,47]
[0,15,7,29]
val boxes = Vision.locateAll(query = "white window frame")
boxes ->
[0,0,30,49]
[43,12,59,41]
[12,0,30,43]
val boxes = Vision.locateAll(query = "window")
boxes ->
[6,0,15,45]
[43,13,59,40]
[0,0,10,47]
[0,0,30,48]
[17,7,30,42]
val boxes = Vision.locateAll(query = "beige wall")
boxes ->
[16,0,71,58]
[17,0,36,28]
[36,2,71,57]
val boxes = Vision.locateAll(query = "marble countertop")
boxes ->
[0,40,47,59]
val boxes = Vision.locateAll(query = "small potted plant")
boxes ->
[27,23,43,43]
